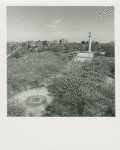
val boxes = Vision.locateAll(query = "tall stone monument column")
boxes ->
[74,32,93,62]
[88,32,92,52]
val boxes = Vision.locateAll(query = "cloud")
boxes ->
[72,29,85,37]
[72,29,87,37]
[52,19,61,23]
[16,15,33,24]
[73,33,79,37]
[46,19,61,29]
[79,33,88,37]
[53,32,72,38]
[78,29,84,32]
[46,24,60,28]
[14,24,32,32]
[46,24,51,27]
[51,25,60,28]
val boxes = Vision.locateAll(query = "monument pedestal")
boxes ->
[73,32,94,62]
[73,52,94,62]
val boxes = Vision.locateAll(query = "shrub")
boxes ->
[37,47,43,52]
[12,51,22,58]
[104,106,115,117]
[7,102,25,117]
[94,51,101,58]
[105,45,114,57]
[11,47,27,58]
[45,59,115,117]
[44,64,59,73]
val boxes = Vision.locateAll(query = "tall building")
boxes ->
[65,39,68,44]
[60,39,62,44]
[43,40,48,46]
[60,38,68,44]
[63,38,65,44]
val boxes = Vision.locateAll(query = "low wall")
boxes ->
[77,52,94,58]
[73,52,94,62]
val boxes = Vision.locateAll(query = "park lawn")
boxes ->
[7,51,63,99]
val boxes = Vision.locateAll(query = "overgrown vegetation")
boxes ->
[45,57,115,117]
[7,52,61,98]
[7,46,115,117]
[7,101,26,117]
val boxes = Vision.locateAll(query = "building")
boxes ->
[43,40,48,46]
[65,39,68,44]
[60,39,62,44]
[60,38,68,44]
[54,39,60,44]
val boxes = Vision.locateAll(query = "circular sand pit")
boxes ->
[27,95,47,107]
[8,87,53,117]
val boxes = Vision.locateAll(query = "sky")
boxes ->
[7,6,114,43]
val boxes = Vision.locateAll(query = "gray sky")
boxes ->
[7,6,114,43]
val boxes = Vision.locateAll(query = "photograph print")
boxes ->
[7,6,115,117]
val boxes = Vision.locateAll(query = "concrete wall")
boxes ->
[73,56,93,62]
[77,52,94,58]
[73,52,94,62]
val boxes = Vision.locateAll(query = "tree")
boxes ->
[44,59,115,117]
[91,43,99,52]
[105,45,114,57]
[81,41,85,44]
[80,44,86,51]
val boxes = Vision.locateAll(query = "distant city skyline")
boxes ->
[7,6,114,43]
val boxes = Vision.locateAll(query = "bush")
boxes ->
[11,47,27,58]
[44,59,115,117]
[104,106,115,117]
[110,66,115,77]
[37,47,43,52]
[94,51,101,58]
[44,64,59,73]
[12,51,22,58]
[45,95,85,116]
[105,45,114,57]
[7,102,25,117]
